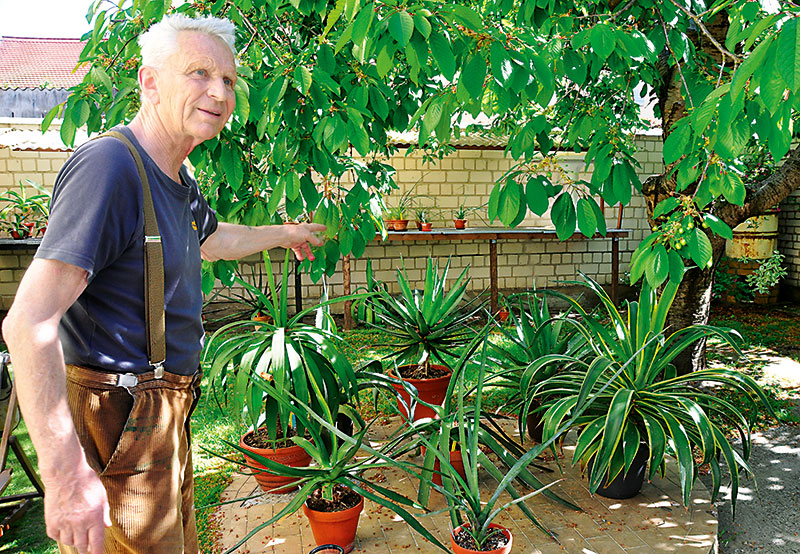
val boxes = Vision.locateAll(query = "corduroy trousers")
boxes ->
[58,364,202,554]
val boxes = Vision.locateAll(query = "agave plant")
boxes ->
[534,273,777,512]
[487,292,589,438]
[203,250,369,440]
[403,327,580,517]
[370,256,485,377]
[221,375,451,553]
[417,328,584,550]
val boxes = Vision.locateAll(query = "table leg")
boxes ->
[343,254,352,331]
[490,239,498,313]
[611,237,619,305]
[294,260,302,314]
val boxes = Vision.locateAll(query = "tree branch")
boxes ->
[664,0,741,64]
[716,143,800,226]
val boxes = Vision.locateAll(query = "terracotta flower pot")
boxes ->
[389,365,452,421]
[421,222,433,231]
[495,308,509,323]
[422,446,466,486]
[454,219,467,229]
[239,429,312,494]
[384,219,397,231]
[303,492,364,554]
[392,219,409,231]
[451,523,513,554]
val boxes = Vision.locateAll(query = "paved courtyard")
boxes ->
[217,421,717,554]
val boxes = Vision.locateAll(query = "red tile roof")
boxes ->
[0,37,88,89]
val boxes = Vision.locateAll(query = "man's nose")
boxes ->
[208,77,227,100]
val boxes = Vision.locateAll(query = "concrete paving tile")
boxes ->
[584,535,628,553]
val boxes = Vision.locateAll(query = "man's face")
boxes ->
[155,31,237,146]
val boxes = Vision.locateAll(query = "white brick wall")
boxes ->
[779,188,800,287]
[0,120,666,311]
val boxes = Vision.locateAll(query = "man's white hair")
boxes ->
[138,14,237,68]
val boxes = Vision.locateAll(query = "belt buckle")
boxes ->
[151,361,164,379]
[116,373,138,389]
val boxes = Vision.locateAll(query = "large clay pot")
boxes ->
[389,365,452,421]
[451,523,513,554]
[239,429,312,494]
[429,448,466,487]
[303,492,364,554]
[588,442,650,499]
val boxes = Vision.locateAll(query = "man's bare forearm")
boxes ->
[3,314,88,477]
[201,221,326,262]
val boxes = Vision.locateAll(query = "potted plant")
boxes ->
[0,180,50,239]
[403,329,581,519]
[487,292,588,442]
[494,294,509,323]
[416,209,433,231]
[204,250,370,493]
[369,257,485,421]
[222,379,450,554]
[533,273,777,506]
[419,331,587,553]
[385,205,409,231]
[453,204,469,230]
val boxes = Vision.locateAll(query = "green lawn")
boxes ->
[3,303,797,553]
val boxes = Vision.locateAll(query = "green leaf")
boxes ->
[294,65,312,95]
[234,79,250,122]
[730,36,772,105]
[663,123,691,165]
[612,164,632,205]
[389,11,414,47]
[413,13,431,38]
[462,53,487,99]
[653,197,679,219]
[42,103,61,133]
[525,175,549,216]
[576,197,597,237]
[590,24,616,60]
[448,4,482,31]
[703,214,733,240]
[719,171,746,205]
[347,118,370,156]
[668,249,685,284]
[60,115,76,147]
[498,180,521,225]
[646,244,669,288]
[376,44,393,78]
[689,228,713,269]
[430,31,455,81]
[91,66,113,94]
[777,18,800,93]
[589,197,607,236]
[322,0,346,38]
[490,42,513,87]
[551,193,576,241]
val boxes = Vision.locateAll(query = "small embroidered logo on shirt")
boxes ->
[191,221,198,231]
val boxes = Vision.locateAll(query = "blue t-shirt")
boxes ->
[35,126,218,375]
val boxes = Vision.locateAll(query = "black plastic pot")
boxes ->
[524,402,545,443]
[590,442,650,499]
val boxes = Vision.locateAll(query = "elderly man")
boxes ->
[2,14,323,554]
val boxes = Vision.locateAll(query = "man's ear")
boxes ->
[139,66,160,105]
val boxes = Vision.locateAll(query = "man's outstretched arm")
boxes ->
[200,222,326,262]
